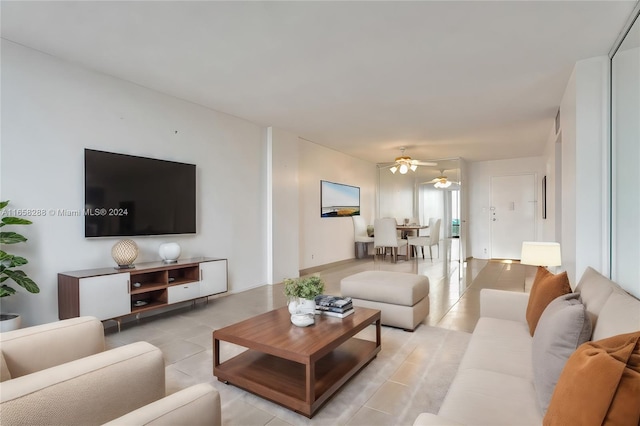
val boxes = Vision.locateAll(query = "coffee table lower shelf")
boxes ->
[214,337,379,417]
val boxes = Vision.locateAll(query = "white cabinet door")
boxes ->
[79,273,131,320]
[168,282,200,304]
[199,260,227,297]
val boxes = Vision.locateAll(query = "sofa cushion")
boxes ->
[438,368,542,426]
[592,292,640,341]
[574,266,616,329]
[532,293,591,414]
[543,331,640,426]
[526,267,571,336]
[459,317,533,381]
[0,316,105,378]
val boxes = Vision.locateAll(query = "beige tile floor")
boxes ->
[105,241,534,425]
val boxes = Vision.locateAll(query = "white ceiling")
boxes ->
[1,1,636,165]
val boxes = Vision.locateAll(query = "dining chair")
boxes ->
[374,217,408,263]
[352,216,374,258]
[408,218,441,260]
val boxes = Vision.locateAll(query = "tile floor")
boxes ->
[105,244,534,425]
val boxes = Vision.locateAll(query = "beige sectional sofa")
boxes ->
[414,267,640,425]
[0,316,221,425]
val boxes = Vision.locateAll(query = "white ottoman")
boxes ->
[340,271,430,331]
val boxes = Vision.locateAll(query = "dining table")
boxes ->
[396,224,429,239]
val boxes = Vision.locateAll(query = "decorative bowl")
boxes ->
[290,313,315,327]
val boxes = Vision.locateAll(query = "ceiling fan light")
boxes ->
[434,180,452,189]
[390,166,398,174]
[399,163,409,174]
[410,164,418,172]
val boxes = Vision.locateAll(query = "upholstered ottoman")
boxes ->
[340,271,430,331]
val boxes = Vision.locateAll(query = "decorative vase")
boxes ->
[0,313,21,332]
[288,297,316,315]
[290,313,315,327]
[159,242,181,264]
[111,239,138,269]
[287,298,299,314]
[297,298,316,315]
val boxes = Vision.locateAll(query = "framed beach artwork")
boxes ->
[320,180,360,217]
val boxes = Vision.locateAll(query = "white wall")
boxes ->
[541,124,561,243]
[298,141,376,270]
[267,127,300,283]
[1,41,269,325]
[377,169,415,220]
[468,156,546,259]
[560,68,578,282]
[559,56,610,285]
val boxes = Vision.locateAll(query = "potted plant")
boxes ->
[0,200,40,331]
[284,275,325,315]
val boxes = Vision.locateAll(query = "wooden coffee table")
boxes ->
[213,306,381,418]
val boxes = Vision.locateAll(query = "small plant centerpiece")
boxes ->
[284,275,325,326]
[0,200,40,331]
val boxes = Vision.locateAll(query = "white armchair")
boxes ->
[0,316,221,425]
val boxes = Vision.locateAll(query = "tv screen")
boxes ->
[84,149,196,237]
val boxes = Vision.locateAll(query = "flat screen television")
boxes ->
[84,149,196,237]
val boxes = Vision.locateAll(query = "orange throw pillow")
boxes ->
[526,267,571,335]
[544,331,640,426]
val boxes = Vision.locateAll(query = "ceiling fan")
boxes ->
[428,170,459,188]
[380,147,437,174]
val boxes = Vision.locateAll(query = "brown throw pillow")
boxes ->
[544,331,640,426]
[525,267,571,335]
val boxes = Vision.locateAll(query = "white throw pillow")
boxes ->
[532,292,592,414]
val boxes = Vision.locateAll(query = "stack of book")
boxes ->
[314,295,354,318]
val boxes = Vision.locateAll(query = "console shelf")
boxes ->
[58,257,228,325]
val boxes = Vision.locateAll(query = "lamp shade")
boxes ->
[520,241,562,266]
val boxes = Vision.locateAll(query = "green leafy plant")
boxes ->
[0,201,39,297]
[283,275,325,300]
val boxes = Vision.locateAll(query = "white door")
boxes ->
[199,260,228,297]
[490,174,536,259]
[79,273,131,320]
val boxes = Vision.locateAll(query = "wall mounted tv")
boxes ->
[84,149,196,237]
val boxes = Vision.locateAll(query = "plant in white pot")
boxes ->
[284,275,325,318]
[0,201,40,331]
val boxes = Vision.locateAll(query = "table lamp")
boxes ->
[520,241,562,272]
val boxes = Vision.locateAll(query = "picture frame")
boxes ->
[320,180,360,217]
[542,176,547,219]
